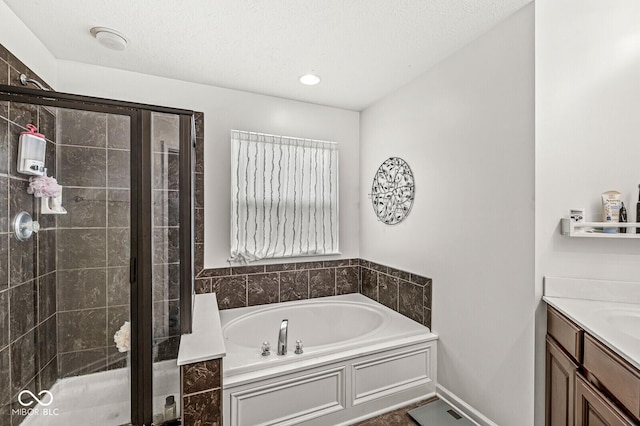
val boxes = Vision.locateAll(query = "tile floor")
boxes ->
[354,396,438,426]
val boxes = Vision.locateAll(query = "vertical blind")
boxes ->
[230,130,339,263]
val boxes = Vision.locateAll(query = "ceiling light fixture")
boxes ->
[90,27,128,51]
[299,73,321,86]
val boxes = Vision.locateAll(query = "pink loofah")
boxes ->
[27,175,62,198]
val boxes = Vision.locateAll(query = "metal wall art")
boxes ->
[370,157,415,225]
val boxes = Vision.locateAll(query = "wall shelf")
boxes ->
[560,218,640,238]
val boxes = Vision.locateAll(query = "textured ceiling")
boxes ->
[4,0,531,110]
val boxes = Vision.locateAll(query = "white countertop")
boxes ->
[543,277,640,371]
[177,293,227,366]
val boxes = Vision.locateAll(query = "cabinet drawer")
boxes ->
[583,333,640,421]
[547,306,583,362]
[575,374,634,426]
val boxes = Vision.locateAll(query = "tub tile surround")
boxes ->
[181,360,222,425]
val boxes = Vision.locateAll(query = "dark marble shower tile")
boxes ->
[399,281,424,324]
[57,308,107,352]
[231,265,264,275]
[424,280,432,309]
[182,359,220,395]
[10,280,36,339]
[195,138,204,174]
[153,190,179,227]
[378,274,399,311]
[0,346,9,405]
[323,259,350,268]
[58,187,106,228]
[107,114,130,150]
[37,315,56,369]
[10,328,36,396]
[38,106,56,143]
[107,266,129,307]
[197,267,231,278]
[153,152,179,190]
[182,389,221,426]
[152,300,179,339]
[8,122,24,177]
[194,243,204,275]
[361,268,378,301]
[0,235,7,290]
[0,290,8,349]
[336,266,358,295]
[45,139,56,179]
[57,109,106,147]
[194,112,204,140]
[107,149,130,189]
[309,268,335,299]
[108,189,130,228]
[0,118,8,175]
[153,263,180,301]
[152,113,180,152]
[410,273,430,286]
[8,103,37,128]
[194,208,204,244]
[279,270,308,302]
[57,268,106,311]
[106,346,127,371]
[153,227,178,265]
[368,262,388,274]
[57,228,106,270]
[108,228,130,267]
[57,145,106,187]
[0,61,7,86]
[195,173,204,209]
[265,263,295,273]
[58,348,107,378]
[39,356,57,392]
[9,235,35,287]
[36,229,55,276]
[211,275,246,310]
[37,272,56,321]
[387,267,411,282]
[0,178,7,234]
[9,178,34,220]
[107,305,130,348]
[424,308,432,329]
[247,273,279,306]
[153,335,180,362]
[296,261,323,270]
[194,278,211,294]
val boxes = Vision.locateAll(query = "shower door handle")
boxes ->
[130,257,137,283]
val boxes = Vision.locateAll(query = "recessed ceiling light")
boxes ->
[299,74,321,86]
[90,27,128,51]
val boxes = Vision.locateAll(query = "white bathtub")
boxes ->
[220,293,438,426]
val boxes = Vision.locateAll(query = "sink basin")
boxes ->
[600,307,640,340]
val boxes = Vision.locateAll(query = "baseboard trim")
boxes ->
[436,384,498,426]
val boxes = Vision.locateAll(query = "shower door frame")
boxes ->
[0,84,194,426]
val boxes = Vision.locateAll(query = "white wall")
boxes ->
[0,1,57,87]
[360,5,534,425]
[55,60,360,269]
[535,1,640,424]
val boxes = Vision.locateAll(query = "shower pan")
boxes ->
[0,84,194,425]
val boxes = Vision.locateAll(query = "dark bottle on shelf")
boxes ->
[637,185,640,234]
[620,202,627,233]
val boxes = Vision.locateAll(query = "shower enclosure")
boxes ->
[0,85,193,425]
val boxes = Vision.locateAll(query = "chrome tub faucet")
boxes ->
[277,319,288,355]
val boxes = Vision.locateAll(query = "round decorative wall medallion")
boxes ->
[370,157,415,225]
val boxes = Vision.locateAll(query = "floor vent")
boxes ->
[408,399,474,425]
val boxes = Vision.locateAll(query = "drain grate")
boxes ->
[408,399,474,425]
[447,409,463,419]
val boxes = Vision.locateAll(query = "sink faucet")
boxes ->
[277,319,288,355]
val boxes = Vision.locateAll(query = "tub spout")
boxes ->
[277,319,288,355]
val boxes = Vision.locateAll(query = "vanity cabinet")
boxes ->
[546,306,638,426]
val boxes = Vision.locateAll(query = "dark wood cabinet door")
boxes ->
[546,336,578,426]
[575,374,633,426]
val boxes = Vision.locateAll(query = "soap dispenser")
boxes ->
[17,124,46,176]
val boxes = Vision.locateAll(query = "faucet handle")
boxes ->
[261,341,271,356]
[295,339,303,354]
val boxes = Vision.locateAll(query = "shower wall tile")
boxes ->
[0,290,8,349]
[44,140,56,182]
[58,228,106,270]
[36,229,56,276]
[9,237,34,287]
[0,235,7,290]
[58,348,106,378]
[10,328,36,396]
[0,178,7,232]
[152,300,179,339]
[57,145,106,187]
[37,315,56,370]
[107,305,130,347]
[9,178,33,220]
[107,189,130,228]
[9,103,37,129]
[58,187,106,228]
[107,115,130,150]
[57,308,107,352]
[153,153,179,190]
[0,60,7,86]
[8,123,23,176]
[153,190,179,228]
[107,228,129,267]
[153,227,179,265]
[107,266,130,307]
[0,117,8,175]
[9,280,36,339]
[194,208,204,243]
[0,347,10,405]
[107,347,127,371]
[195,173,204,209]
[39,356,57,392]
[107,149,130,189]
[194,138,204,174]
[152,113,180,152]
[153,263,179,301]
[248,273,279,306]
[38,106,56,143]
[154,336,180,363]
[37,272,56,321]
[57,269,106,311]
[57,109,106,148]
